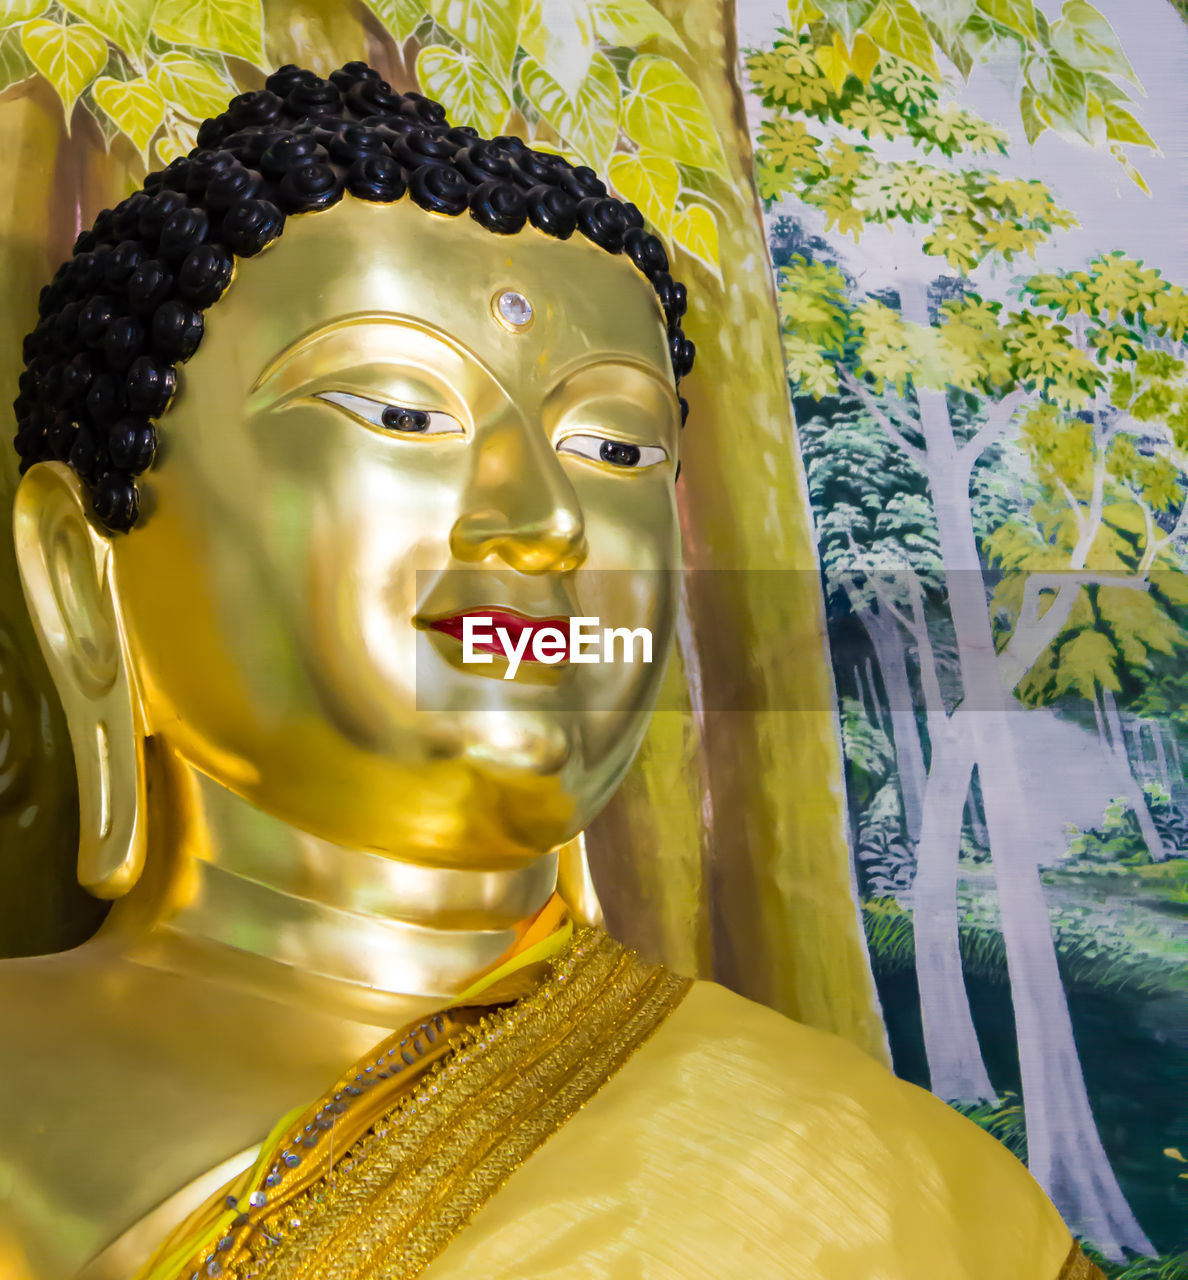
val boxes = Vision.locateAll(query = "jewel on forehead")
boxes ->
[493,289,534,332]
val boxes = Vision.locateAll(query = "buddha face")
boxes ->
[106,198,681,869]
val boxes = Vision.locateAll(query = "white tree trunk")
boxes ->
[911,716,995,1102]
[1103,689,1168,862]
[976,715,1154,1259]
[897,277,1153,1260]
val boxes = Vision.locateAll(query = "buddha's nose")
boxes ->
[449,413,587,574]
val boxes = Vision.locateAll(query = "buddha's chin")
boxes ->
[454,709,573,777]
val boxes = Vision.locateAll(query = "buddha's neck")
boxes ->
[109,754,561,1005]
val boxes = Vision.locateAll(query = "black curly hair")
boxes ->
[12,61,694,532]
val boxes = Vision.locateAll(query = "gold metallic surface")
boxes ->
[0,6,884,1273]
[0,199,681,1278]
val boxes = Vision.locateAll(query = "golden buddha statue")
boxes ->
[0,62,1099,1280]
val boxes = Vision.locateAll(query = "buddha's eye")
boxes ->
[558,434,668,470]
[315,390,463,436]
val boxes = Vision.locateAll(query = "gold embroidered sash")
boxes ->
[144,928,689,1280]
[1058,1242,1107,1280]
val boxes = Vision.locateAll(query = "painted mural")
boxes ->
[740,0,1187,1272]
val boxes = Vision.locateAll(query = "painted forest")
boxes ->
[745,0,1187,1273]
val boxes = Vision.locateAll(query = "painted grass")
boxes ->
[1083,1246,1188,1279]
[861,897,1183,999]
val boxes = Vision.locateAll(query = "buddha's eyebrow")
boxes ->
[250,313,474,394]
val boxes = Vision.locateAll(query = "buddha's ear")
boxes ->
[13,462,147,898]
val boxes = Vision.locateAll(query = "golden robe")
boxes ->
[133,927,1099,1280]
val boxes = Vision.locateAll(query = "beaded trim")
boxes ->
[172,928,688,1280]
[1058,1242,1107,1280]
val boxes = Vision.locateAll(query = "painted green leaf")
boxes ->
[0,0,49,21]
[921,15,974,77]
[672,202,720,277]
[865,0,941,76]
[962,10,1022,61]
[1051,0,1139,87]
[519,51,620,171]
[815,0,878,42]
[151,0,265,68]
[1101,100,1156,150]
[19,19,107,121]
[148,51,234,120]
[1018,83,1047,143]
[61,0,154,53]
[607,150,678,234]
[1024,49,1088,139]
[415,43,510,134]
[426,0,521,81]
[93,74,165,157]
[975,0,1036,40]
[589,0,684,49]
[914,0,975,43]
[520,0,595,99]
[361,0,427,43]
[0,26,35,91]
[622,55,726,175]
[155,131,194,164]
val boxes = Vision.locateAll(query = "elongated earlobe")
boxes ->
[13,462,147,897]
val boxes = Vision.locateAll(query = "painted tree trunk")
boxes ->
[1103,690,1168,862]
[865,656,885,732]
[910,714,995,1101]
[864,606,926,842]
[900,277,1153,1260]
[1148,722,1171,797]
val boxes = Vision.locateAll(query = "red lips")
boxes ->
[428,610,571,661]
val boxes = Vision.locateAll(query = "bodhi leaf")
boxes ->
[1024,49,1088,139]
[1101,100,1156,151]
[155,128,196,164]
[93,75,165,158]
[608,151,679,235]
[361,0,426,44]
[849,32,880,83]
[815,0,878,42]
[975,0,1037,40]
[427,0,521,82]
[789,0,826,22]
[151,0,266,68]
[519,51,620,171]
[914,0,975,42]
[672,203,720,277]
[520,0,595,99]
[148,52,234,120]
[865,0,940,76]
[589,0,684,48]
[60,0,153,53]
[416,44,509,134]
[0,0,48,20]
[1019,83,1047,143]
[0,27,35,91]
[1050,0,1138,86]
[623,55,726,175]
[20,19,107,122]
[814,34,853,94]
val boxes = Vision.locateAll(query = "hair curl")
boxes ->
[13,61,693,532]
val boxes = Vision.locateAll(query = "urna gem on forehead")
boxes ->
[13,61,695,533]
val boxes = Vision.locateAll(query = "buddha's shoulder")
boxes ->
[636,977,1068,1228]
